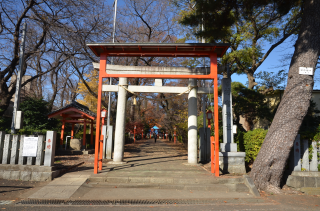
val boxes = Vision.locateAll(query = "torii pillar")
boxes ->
[188,79,198,164]
[111,77,128,164]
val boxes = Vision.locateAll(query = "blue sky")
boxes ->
[232,37,320,89]
[232,38,294,88]
[109,0,319,89]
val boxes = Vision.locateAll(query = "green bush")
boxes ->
[243,128,268,163]
[234,129,245,152]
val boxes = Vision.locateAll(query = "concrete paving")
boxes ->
[28,177,88,199]
[28,139,253,200]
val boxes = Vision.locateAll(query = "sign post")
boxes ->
[22,137,38,157]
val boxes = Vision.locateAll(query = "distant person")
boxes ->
[153,132,157,143]
[168,133,172,142]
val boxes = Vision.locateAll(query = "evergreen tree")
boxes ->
[177,0,320,192]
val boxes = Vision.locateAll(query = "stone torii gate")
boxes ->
[87,43,230,176]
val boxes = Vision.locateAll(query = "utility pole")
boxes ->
[107,0,118,126]
[201,22,206,131]
[11,22,27,134]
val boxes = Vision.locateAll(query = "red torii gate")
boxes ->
[87,43,230,176]
[48,101,96,149]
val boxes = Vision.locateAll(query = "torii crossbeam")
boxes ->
[87,43,230,177]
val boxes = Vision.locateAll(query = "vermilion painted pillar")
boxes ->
[94,53,107,174]
[134,126,136,143]
[174,128,176,144]
[90,120,93,145]
[211,53,219,177]
[71,123,75,138]
[83,119,87,149]
[60,120,65,146]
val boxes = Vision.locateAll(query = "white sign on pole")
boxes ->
[299,67,313,75]
[233,125,237,134]
[22,137,38,157]
[101,110,106,117]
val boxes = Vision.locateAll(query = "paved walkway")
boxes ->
[2,139,319,210]
[28,138,251,200]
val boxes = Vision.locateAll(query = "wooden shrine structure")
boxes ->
[48,100,97,148]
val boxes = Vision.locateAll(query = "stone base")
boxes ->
[82,149,94,155]
[183,163,202,166]
[0,164,60,181]
[56,149,94,155]
[286,172,320,189]
[219,152,246,174]
[220,143,238,152]
[108,161,128,165]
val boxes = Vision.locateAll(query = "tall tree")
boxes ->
[175,0,301,89]
[0,0,110,117]
[177,0,320,192]
[250,0,320,193]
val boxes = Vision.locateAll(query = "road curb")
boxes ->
[243,175,260,197]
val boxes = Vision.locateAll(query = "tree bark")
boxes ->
[250,0,320,193]
[247,72,258,89]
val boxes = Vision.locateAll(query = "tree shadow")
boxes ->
[0,186,33,193]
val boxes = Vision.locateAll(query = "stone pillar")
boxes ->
[199,127,210,163]
[188,79,198,164]
[218,77,246,174]
[293,134,302,171]
[112,77,127,164]
[10,135,20,164]
[2,134,12,164]
[310,141,318,171]
[302,139,309,171]
[44,131,57,167]
[18,135,26,165]
[102,125,107,159]
[0,131,5,163]
[35,135,45,166]
[220,78,237,152]
[107,125,114,159]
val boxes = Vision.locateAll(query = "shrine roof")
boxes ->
[48,100,96,120]
[87,42,230,58]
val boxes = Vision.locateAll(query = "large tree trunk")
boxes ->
[250,0,320,193]
[246,72,258,89]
